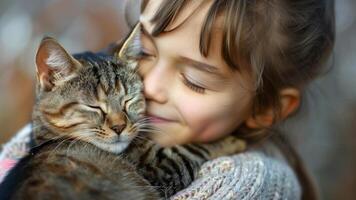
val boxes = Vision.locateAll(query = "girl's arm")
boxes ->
[0,124,32,182]
[171,145,301,200]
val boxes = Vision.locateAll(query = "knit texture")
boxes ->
[0,124,301,199]
[170,151,301,199]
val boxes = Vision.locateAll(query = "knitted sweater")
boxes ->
[0,124,301,199]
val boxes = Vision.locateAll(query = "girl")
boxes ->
[0,0,334,199]
[136,0,334,199]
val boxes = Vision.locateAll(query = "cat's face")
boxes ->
[33,26,145,154]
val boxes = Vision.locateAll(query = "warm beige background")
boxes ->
[0,0,355,199]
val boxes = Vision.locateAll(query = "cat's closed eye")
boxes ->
[82,104,106,116]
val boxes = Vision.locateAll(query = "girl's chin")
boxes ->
[150,125,194,147]
[153,136,177,147]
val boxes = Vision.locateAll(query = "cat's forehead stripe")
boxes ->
[96,83,107,102]
[86,59,117,94]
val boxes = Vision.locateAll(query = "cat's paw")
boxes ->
[201,136,246,159]
[223,136,247,154]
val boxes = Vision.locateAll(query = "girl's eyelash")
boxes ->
[138,49,153,58]
[181,74,206,94]
[139,50,149,57]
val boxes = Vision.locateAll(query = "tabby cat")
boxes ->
[0,23,246,200]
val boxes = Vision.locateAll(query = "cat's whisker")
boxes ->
[88,128,106,135]
[129,122,145,132]
[134,123,162,133]
[134,122,154,128]
[136,118,153,124]
[47,136,76,161]
[138,126,164,133]
[136,128,157,133]
[141,116,153,120]
[132,138,153,145]
[132,134,151,142]
[132,122,153,131]
[29,135,66,150]
[51,134,78,142]
[134,119,151,126]
[134,121,152,127]
[133,122,161,134]
[65,134,90,156]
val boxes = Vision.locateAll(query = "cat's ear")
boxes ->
[115,23,141,69]
[35,37,82,91]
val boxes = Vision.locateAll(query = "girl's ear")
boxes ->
[35,37,82,91]
[245,88,301,128]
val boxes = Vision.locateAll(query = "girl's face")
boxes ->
[139,0,254,146]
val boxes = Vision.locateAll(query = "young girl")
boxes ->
[0,0,334,199]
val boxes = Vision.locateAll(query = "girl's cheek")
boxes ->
[181,101,233,142]
[177,94,221,130]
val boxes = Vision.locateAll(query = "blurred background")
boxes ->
[0,0,355,199]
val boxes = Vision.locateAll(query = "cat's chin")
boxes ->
[90,140,130,154]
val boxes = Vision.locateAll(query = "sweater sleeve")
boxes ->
[170,150,301,200]
[0,124,32,182]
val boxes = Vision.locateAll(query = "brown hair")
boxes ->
[138,0,335,199]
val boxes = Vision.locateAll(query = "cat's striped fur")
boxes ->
[125,133,246,198]
[0,23,246,199]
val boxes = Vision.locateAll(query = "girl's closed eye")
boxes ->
[138,48,155,60]
[180,73,206,94]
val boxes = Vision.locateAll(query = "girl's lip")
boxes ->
[147,114,175,123]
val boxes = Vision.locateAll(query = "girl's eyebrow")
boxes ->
[179,56,224,78]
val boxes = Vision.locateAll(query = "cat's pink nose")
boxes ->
[110,124,126,135]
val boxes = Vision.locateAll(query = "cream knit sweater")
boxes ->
[0,124,301,199]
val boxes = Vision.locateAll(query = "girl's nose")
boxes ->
[142,63,169,103]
